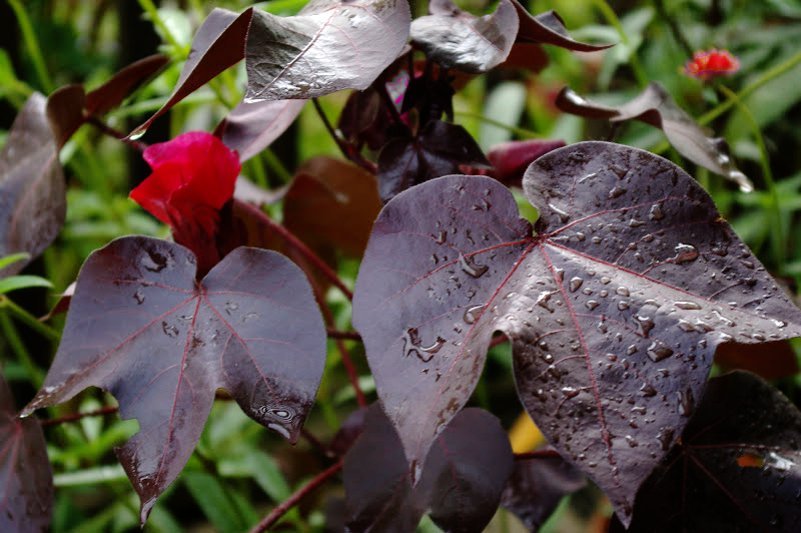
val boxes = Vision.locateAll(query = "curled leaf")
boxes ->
[214,99,306,162]
[556,83,753,192]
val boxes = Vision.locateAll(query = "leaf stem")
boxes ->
[8,0,53,91]
[234,200,354,300]
[513,449,562,460]
[326,329,362,341]
[311,98,376,173]
[86,116,148,152]
[0,295,61,342]
[248,459,343,533]
[318,299,367,408]
[40,406,119,427]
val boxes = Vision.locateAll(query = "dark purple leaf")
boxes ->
[511,1,613,51]
[417,408,513,532]
[410,0,518,74]
[0,93,66,278]
[329,407,368,457]
[377,120,491,202]
[501,450,586,530]
[214,99,305,162]
[85,54,168,116]
[130,8,254,139]
[556,84,753,192]
[352,141,801,526]
[244,0,411,102]
[22,237,326,523]
[615,371,801,532]
[45,55,168,147]
[488,139,566,186]
[715,340,799,380]
[0,376,53,533]
[343,405,512,532]
[338,87,396,152]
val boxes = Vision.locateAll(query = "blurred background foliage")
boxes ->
[2,0,801,531]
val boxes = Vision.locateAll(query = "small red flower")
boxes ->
[683,49,740,80]
[130,131,240,272]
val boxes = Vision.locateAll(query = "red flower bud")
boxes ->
[130,131,241,273]
[683,49,740,80]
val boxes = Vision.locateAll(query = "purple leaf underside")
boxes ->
[214,99,306,162]
[245,0,411,102]
[511,0,613,51]
[0,93,66,278]
[0,377,53,533]
[617,371,801,532]
[22,237,326,522]
[344,405,512,532]
[410,0,519,74]
[352,141,801,526]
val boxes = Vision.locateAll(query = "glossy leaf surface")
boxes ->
[617,371,801,532]
[501,451,586,530]
[245,0,411,102]
[130,8,254,138]
[0,93,66,278]
[0,376,53,533]
[556,84,753,191]
[511,0,613,51]
[344,405,512,532]
[377,120,491,202]
[488,138,566,186]
[215,99,306,162]
[353,141,801,525]
[22,237,326,522]
[410,0,518,74]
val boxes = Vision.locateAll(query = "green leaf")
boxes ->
[0,274,53,294]
[249,451,291,502]
[182,471,245,533]
[0,253,30,271]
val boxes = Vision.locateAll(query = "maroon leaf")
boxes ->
[410,0,519,74]
[130,8,254,139]
[715,340,799,379]
[556,84,753,192]
[0,376,53,533]
[614,371,801,532]
[377,120,491,202]
[501,450,586,530]
[46,84,86,148]
[0,93,66,278]
[85,54,168,116]
[352,141,801,526]
[214,98,305,162]
[22,237,326,522]
[244,0,411,102]
[329,407,368,457]
[488,138,566,186]
[511,0,613,51]
[343,405,512,531]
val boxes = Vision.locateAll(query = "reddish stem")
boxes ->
[235,200,353,300]
[249,459,344,533]
[310,97,377,173]
[86,115,147,152]
[326,329,362,341]
[39,405,119,427]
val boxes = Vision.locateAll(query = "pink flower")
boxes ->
[130,132,241,273]
[684,49,740,80]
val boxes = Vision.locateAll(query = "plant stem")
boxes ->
[311,98,376,173]
[0,296,61,342]
[8,0,53,91]
[591,0,649,88]
[717,85,784,268]
[318,299,367,408]
[40,406,119,427]
[0,311,44,387]
[326,329,362,341]
[234,200,354,300]
[513,449,562,461]
[86,116,148,152]
[652,0,694,58]
[261,148,293,184]
[249,459,343,533]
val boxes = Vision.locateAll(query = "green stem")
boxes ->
[261,148,293,184]
[717,85,784,268]
[138,0,186,53]
[0,311,44,387]
[7,0,53,91]
[454,111,540,139]
[0,296,61,342]
[591,0,649,87]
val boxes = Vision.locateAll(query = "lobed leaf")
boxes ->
[0,376,53,533]
[410,0,519,74]
[615,371,801,531]
[22,237,326,523]
[244,0,411,102]
[343,405,512,531]
[353,141,801,525]
[556,83,753,192]
[0,93,66,278]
